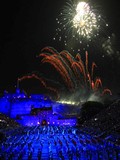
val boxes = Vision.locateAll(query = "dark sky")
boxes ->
[0,0,120,95]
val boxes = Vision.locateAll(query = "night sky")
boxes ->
[0,0,120,95]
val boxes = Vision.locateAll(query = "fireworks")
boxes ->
[53,0,108,50]
[73,1,98,38]
[19,46,112,100]
[18,73,60,100]
[53,0,110,53]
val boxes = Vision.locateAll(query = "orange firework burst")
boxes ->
[18,46,112,100]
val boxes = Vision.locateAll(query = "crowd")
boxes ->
[80,99,120,147]
[0,99,120,159]
[0,113,20,130]
[0,125,120,160]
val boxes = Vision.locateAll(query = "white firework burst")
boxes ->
[73,2,99,38]
[53,0,109,52]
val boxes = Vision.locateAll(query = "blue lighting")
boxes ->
[0,88,77,126]
[0,125,120,159]
[0,88,120,159]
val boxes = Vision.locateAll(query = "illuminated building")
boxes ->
[0,87,78,126]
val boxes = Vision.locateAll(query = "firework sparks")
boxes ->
[73,2,98,38]
[19,46,112,100]
[18,73,60,100]
[39,47,112,96]
[53,0,108,50]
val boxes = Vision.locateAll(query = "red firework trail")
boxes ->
[19,46,112,99]
[41,46,58,55]
[94,78,102,91]
[91,62,97,80]
[102,89,112,96]
[85,51,89,75]
[41,54,74,91]
[39,47,112,96]
[18,74,59,99]
[60,50,74,65]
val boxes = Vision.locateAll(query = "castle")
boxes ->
[0,87,79,126]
